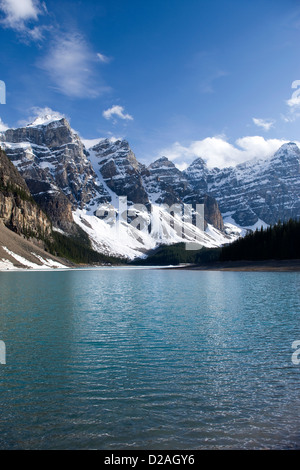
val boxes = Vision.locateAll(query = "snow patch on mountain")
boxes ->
[73,203,240,260]
[1,246,68,270]
[223,213,269,235]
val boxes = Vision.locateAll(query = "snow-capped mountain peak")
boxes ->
[27,114,64,128]
[148,156,175,169]
[275,141,299,152]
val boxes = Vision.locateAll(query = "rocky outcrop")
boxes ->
[0,147,52,239]
[25,179,75,233]
[89,139,149,205]
[142,156,189,206]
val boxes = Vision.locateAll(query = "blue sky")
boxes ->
[1,0,300,169]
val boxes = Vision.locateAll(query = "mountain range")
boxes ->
[0,113,299,264]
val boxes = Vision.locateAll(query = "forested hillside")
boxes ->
[220,219,300,261]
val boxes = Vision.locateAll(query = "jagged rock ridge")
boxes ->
[89,139,149,205]
[184,142,300,226]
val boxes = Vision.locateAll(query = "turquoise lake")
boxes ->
[0,268,299,449]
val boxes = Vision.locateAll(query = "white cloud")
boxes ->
[282,80,300,122]
[160,135,299,169]
[1,3,111,94]
[281,112,299,123]
[286,95,300,108]
[39,33,106,98]
[0,117,9,131]
[97,52,111,64]
[0,0,39,23]
[252,117,275,131]
[103,105,133,122]
[0,0,46,40]
[286,80,300,108]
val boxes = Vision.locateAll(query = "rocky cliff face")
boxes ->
[183,157,209,193]
[184,142,300,227]
[143,156,189,206]
[0,117,111,232]
[89,139,149,205]
[142,156,224,230]
[0,147,52,239]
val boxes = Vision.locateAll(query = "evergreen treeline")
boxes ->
[44,228,124,265]
[0,180,36,204]
[132,243,221,266]
[220,219,300,261]
[133,218,300,265]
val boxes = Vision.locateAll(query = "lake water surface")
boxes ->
[0,268,299,449]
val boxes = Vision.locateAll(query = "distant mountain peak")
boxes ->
[192,156,207,165]
[26,113,67,128]
[282,141,298,148]
[149,156,175,169]
[274,141,300,155]
[91,137,130,153]
[186,157,208,170]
